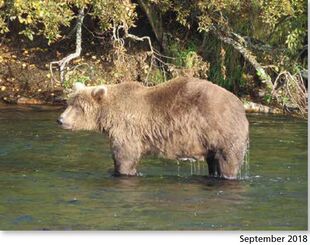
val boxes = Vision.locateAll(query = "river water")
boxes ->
[0,105,307,230]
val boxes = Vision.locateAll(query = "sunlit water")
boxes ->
[0,105,307,230]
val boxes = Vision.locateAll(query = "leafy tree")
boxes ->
[0,0,137,82]
[137,0,307,114]
[0,0,136,44]
[0,0,307,115]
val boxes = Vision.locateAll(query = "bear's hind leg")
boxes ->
[217,151,243,180]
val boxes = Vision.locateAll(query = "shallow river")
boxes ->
[0,105,307,230]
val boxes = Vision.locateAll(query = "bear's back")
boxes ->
[107,77,246,131]
[142,76,245,117]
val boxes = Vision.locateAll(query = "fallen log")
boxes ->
[243,101,282,114]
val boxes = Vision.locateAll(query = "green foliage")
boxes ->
[167,39,209,79]
[0,0,136,44]
[1,0,73,44]
[148,68,165,85]
[256,69,271,83]
[149,0,307,69]
[91,0,136,31]
[63,63,94,89]
[168,41,199,68]
[258,0,307,55]
[64,73,91,89]
[285,27,305,53]
[0,0,307,114]
[208,62,244,91]
[146,0,307,114]
[0,0,8,34]
[263,93,273,104]
[1,0,306,65]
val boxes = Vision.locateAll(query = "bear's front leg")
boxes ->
[111,140,141,176]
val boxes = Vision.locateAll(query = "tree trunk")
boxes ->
[137,0,164,49]
[212,27,274,90]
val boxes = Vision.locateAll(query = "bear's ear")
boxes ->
[91,86,108,103]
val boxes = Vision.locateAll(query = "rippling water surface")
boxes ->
[0,105,307,230]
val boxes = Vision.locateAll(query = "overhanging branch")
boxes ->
[50,8,84,84]
[113,23,172,84]
[211,25,273,89]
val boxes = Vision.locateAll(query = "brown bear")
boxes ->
[57,76,249,179]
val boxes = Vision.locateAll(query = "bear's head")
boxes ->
[57,82,108,131]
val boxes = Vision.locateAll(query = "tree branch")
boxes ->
[50,8,84,84]
[211,25,273,89]
[243,36,286,53]
[113,23,163,84]
[136,0,164,48]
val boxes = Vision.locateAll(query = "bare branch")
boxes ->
[112,23,170,84]
[126,33,154,53]
[50,8,85,84]
[153,48,175,59]
[272,71,308,117]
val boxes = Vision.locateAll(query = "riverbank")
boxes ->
[0,41,64,105]
[0,40,296,116]
[0,37,158,105]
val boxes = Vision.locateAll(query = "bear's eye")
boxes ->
[74,104,84,114]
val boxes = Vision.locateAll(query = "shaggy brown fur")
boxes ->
[58,76,249,179]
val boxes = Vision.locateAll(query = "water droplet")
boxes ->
[68,197,79,204]
[217,190,223,195]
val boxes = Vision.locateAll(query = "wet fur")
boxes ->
[61,77,249,179]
